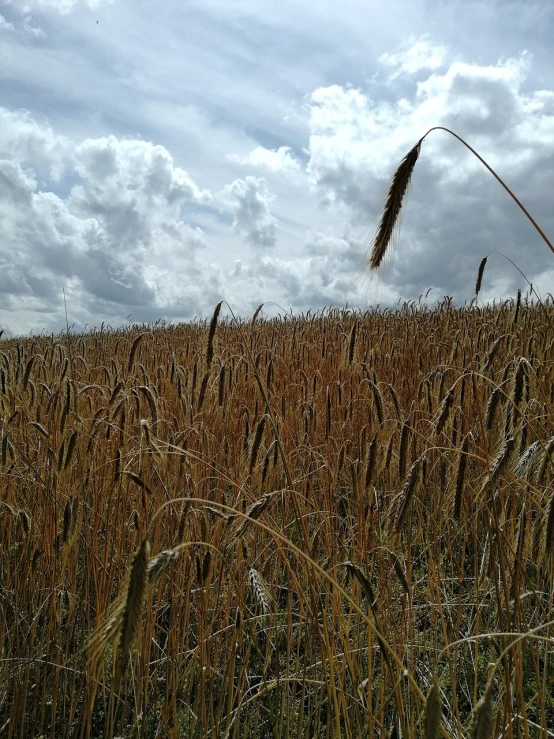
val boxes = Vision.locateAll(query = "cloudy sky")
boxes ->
[1,0,554,335]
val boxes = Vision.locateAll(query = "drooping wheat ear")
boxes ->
[347,321,358,365]
[483,335,503,373]
[23,354,35,391]
[248,415,266,475]
[484,387,501,430]
[248,567,272,615]
[138,384,158,426]
[369,142,421,270]
[232,491,276,540]
[19,509,31,537]
[64,429,78,469]
[364,435,377,490]
[115,538,150,685]
[342,561,377,615]
[434,386,454,435]
[512,357,530,412]
[197,370,210,411]
[398,420,410,479]
[390,456,423,534]
[391,552,410,596]
[62,499,73,544]
[148,544,188,587]
[342,561,390,664]
[453,433,469,519]
[544,487,554,559]
[369,126,554,280]
[536,435,554,485]
[388,382,401,420]
[513,288,522,324]
[127,332,147,372]
[206,301,223,370]
[468,687,494,739]
[424,679,442,739]
[371,375,384,426]
[489,435,515,484]
[475,257,488,296]
[515,440,540,479]
[251,303,264,327]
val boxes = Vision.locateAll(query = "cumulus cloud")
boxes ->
[257,230,364,307]
[0,107,68,179]
[0,113,225,335]
[379,36,448,79]
[221,176,277,250]
[228,145,300,173]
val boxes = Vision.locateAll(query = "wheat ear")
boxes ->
[369,142,421,270]
[424,679,442,739]
[115,538,150,685]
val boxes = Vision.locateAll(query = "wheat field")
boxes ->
[1,294,553,738]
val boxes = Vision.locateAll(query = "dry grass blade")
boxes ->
[369,142,421,270]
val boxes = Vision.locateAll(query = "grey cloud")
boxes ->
[0,122,226,334]
[222,176,277,250]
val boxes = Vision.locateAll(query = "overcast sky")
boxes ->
[1,0,553,335]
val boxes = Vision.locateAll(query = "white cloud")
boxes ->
[0,117,226,334]
[0,107,68,180]
[221,176,277,250]
[228,145,300,173]
[379,37,448,79]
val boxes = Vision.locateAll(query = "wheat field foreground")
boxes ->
[1,297,553,739]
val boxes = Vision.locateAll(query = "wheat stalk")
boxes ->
[368,127,554,275]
